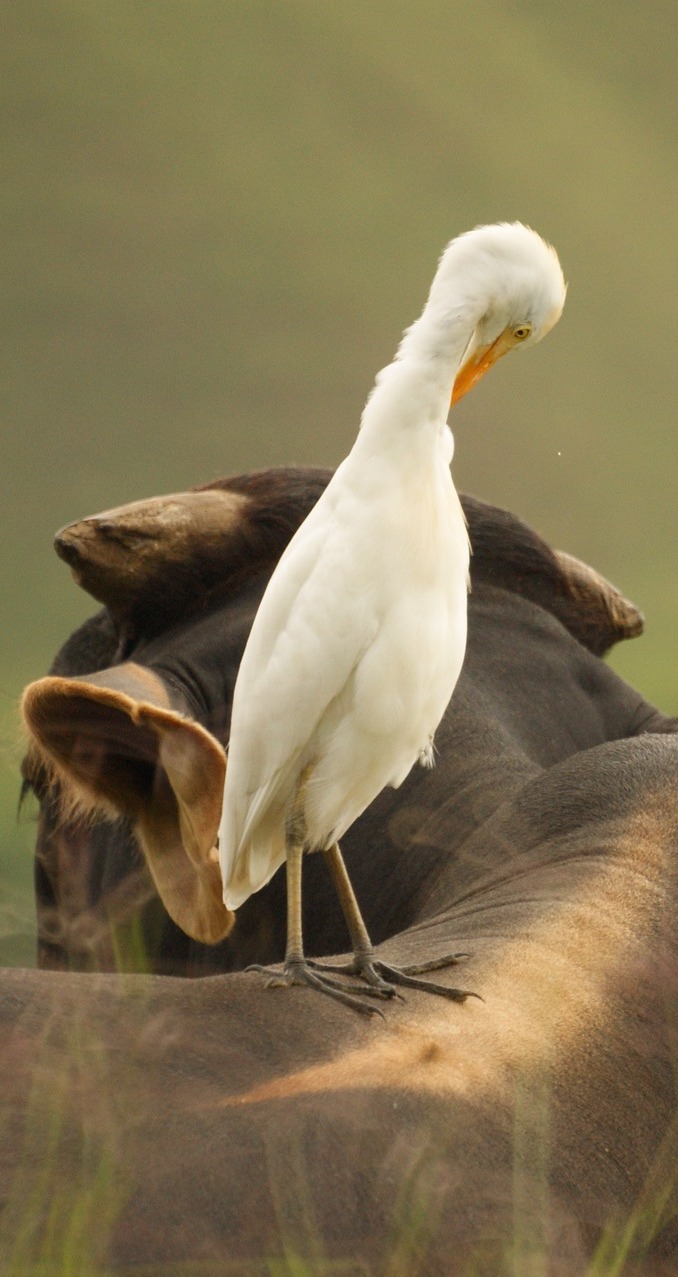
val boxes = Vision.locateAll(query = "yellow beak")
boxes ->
[451,326,517,406]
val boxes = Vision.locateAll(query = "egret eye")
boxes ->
[512,323,532,341]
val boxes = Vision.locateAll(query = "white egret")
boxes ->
[219,222,566,1013]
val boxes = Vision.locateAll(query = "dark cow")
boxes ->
[10,466,678,1273]
[21,467,661,976]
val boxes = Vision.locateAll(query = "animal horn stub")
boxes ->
[553,549,644,656]
[54,489,247,612]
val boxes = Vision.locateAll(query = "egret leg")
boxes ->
[246,777,391,1016]
[317,843,479,1004]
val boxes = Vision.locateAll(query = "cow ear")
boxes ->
[21,667,233,945]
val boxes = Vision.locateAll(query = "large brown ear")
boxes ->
[21,664,233,945]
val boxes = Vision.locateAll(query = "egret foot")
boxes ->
[320,845,480,1003]
[310,951,479,1003]
[246,958,392,1017]
[366,958,479,1003]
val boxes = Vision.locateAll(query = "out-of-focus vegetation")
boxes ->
[3,1,678,963]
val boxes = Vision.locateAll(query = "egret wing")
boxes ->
[219,482,380,898]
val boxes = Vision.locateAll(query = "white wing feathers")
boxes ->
[219,476,382,904]
[219,433,469,911]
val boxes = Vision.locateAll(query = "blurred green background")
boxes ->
[3,1,678,964]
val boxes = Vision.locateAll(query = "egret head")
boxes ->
[432,222,567,405]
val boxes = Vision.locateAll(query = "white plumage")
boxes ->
[219,222,566,1012]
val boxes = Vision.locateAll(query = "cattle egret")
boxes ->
[219,222,566,1012]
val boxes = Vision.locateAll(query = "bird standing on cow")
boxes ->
[219,222,566,1013]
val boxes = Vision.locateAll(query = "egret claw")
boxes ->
[373,960,482,1003]
[307,954,480,1004]
[245,961,387,1017]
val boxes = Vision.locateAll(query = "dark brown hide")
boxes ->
[4,734,678,1273]
[22,469,660,972]
[13,467,678,1272]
